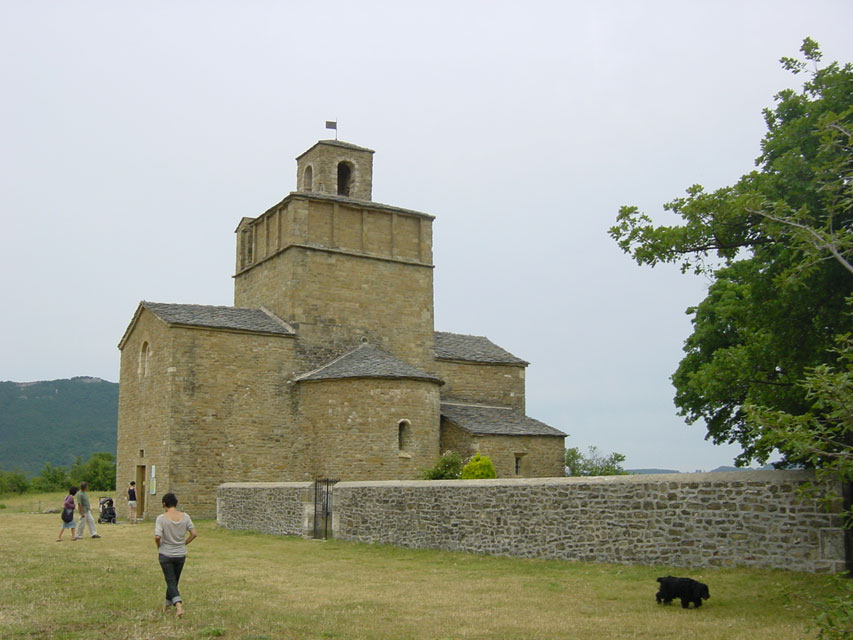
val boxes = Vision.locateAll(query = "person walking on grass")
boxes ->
[154,492,197,617]
[74,481,100,539]
[56,486,77,541]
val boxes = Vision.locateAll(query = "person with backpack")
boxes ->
[57,486,77,541]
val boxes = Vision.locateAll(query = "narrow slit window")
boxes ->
[398,419,411,451]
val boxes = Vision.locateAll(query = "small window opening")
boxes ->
[398,419,412,451]
[304,165,313,191]
[138,341,150,379]
[514,454,524,476]
[139,449,145,458]
[242,228,254,268]
[337,162,352,196]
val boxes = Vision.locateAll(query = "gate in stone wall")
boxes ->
[313,479,338,539]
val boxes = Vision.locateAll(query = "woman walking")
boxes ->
[126,481,138,523]
[57,486,78,541]
[154,492,197,617]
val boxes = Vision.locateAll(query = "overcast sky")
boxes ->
[2,2,851,472]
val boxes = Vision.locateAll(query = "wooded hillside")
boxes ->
[0,377,117,474]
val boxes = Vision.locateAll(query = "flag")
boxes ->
[325,120,337,130]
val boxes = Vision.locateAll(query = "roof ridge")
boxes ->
[293,343,371,382]
[259,305,295,333]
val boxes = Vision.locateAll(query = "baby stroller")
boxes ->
[98,497,117,524]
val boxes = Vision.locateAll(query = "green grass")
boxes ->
[0,495,846,639]
[0,490,67,512]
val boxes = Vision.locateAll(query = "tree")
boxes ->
[0,470,30,495]
[70,452,116,491]
[609,38,853,467]
[564,446,627,477]
[30,462,70,493]
[461,453,497,479]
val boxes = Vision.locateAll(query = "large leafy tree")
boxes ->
[609,39,852,466]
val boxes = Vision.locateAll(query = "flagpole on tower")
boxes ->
[325,119,338,140]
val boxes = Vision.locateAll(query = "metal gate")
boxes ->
[313,478,338,539]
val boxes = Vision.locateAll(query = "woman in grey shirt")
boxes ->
[154,492,197,617]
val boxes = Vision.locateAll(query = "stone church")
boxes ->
[116,139,566,518]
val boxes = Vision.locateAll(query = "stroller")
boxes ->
[97,497,117,524]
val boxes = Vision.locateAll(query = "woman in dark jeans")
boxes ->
[154,492,197,617]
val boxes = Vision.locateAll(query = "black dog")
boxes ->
[656,576,710,609]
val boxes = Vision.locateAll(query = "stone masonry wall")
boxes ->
[116,310,172,520]
[217,471,846,573]
[439,423,564,478]
[435,361,525,411]
[234,198,436,373]
[298,378,441,480]
[217,482,314,536]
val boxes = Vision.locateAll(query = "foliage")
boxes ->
[746,336,853,479]
[788,573,853,640]
[0,377,118,475]
[421,451,463,479]
[460,453,497,479]
[0,452,115,495]
[609,38,853,466]
[0,470,31,495]
[30,462,70,493]
[564,446,628,476]
[70,452,116,491]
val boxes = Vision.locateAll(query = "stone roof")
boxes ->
[295,343,442,384]
[441,403,565,437]
[141,302,295,335]
[295,139,376,159]
[434,332,528,365]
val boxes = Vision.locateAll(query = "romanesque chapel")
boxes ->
[117,139,566,517]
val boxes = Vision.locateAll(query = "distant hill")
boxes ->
[0,377,118,475]
[627,468,681,475]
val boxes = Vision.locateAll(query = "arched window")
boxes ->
[303,165,313,191]
[337,162,352,196]
[138,341,150,379]
[398,419,411,452]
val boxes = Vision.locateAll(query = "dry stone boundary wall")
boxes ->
[217,470,846,573]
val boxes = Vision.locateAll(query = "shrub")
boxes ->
[461,453,497,479]
[421,451,463,479]
[0,470,30,495]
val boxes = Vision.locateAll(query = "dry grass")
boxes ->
[0,503,841,639]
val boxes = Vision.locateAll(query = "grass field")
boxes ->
[0,493,844,639]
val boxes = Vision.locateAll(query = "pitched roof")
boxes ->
[295,343,442,384]
[118,302,295,348]
[295,139,375,160]
[434,332,528,365]
[441,402,566,437]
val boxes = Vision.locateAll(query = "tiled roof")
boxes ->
[296,343,442,383]
[142,302,295,335]
[434,332,528,365]
[441,403,565,437]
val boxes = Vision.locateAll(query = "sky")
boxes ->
[2,1,852,472]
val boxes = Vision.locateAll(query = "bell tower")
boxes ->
[234,139,435,372]
[295,140,374,200]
